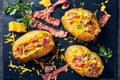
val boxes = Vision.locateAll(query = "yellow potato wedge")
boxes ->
[12,30,55,62]
[62,8,101,41]
[64,45,104,77]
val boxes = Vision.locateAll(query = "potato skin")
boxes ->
[62,8,101,41]
[12,30,55,62]
[65,45,104,77]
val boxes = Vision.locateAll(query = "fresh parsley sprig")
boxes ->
[4,0,34,28]
[98,45,112,63]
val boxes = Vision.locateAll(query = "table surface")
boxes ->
[0,0,3,80]
[0,0,120,80]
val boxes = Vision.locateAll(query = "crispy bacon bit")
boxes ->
[99,14,111,28]
[45,66,54,73]
[88,64,100,77]
[68,12,77,19]
[43,37,49,46]
[93,14,111,42]
[73,56,85,67]
[31,38,38,43]
[42,64,68,80]
[31,0,70,27]
[62,1,70,9]
[32,11,60,27]
[30,20,68,38]
[73,56,84,63]
[17,46,23,54]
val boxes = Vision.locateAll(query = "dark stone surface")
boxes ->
[0,0,3,79]
[118,0,120,79]
[0,0,120,80]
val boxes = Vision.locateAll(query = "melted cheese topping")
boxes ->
[63,8,100,35]
[12,30,55,62]
[65,46,104,77]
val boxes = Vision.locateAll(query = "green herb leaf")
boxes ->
[94,10,98,15]
[25,9,32,14]
[10,9,17,15]
[80,2,85,7]
[90,19,94,24]
[4,0,34,28]
[77,24,82,28]
[29,2,34,6]
[98,45,112,63]
[4,33,11,38]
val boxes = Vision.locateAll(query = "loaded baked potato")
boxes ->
[62,8,101,41]
[12,30,55,62]
[64,45,104,77]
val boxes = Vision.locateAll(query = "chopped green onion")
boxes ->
[80,2,85,7]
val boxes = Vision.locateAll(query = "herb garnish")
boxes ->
[77,24,82,28]
[4,0,34,28]
[98,45,112,63]
[94,10,98,15]
[80,2,85,7]
[90,19,94,24]
[77,24,87,31]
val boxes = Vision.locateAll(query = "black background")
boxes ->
[1,0,120,80]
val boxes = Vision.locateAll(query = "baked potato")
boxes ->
[12,30,55,62]
[64,45,104,77]
[62,8,101,41]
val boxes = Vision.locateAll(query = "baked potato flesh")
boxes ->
[65,45,104,77]
[12,30,55,62]
[62,8,101,41]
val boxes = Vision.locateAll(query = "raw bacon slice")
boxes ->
[99,14,111,28]
[30,20,68,38]
[31,0,70,27]
[42,64,68,80]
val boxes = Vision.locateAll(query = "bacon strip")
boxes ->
[31,0,69,27]
[30,20,68,38]
[93,14,111,42]
[45,66,54,73]
[62,1,70,9]
[42,64,68,80]
[99,14,111,28]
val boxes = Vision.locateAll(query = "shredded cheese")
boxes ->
[74,38,76,41]
[4,32,16,44]
[36,69,40,76]
[55,47,59,60]
[51,55,56,61]
[33,59,45,69]
[32,67,35,70]
[100,3,107,14]
[54,77,57,80]
[39,0,52,8]
[9,60,32,74]
[100,0,109,14]
[64,38,68,41]
[105,0,109,3]
[52,62,57,70]
[60,54,65,61]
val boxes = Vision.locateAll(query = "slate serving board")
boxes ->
[1,0,120,80]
